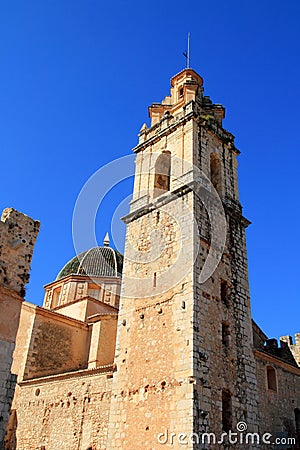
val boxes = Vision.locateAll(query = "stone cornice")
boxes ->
[44,273,121,289]
[134,102,196,154]
[53,295,118,314]
[223,199,251,228]
[19,364,114,385]
[136,100,238,154]
[87,312,118,323]
[122,173,194,224]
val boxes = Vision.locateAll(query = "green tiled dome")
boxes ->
[56,246,123,280]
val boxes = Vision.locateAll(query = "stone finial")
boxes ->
[140,123,148,133]
[103,232,110,247]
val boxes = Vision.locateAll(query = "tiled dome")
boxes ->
[56,246,123,280]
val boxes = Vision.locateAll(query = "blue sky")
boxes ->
[0,0,299,340]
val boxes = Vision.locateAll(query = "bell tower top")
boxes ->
[170,68,203,89]
[148,68,206,126]
[171,68,203,104]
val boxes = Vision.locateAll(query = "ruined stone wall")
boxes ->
[0,209,39,448]
[5,369,113,450]
[0,208,39,296]
[255,351,300,448]
[252,320,268,350]
[280,334,300,366]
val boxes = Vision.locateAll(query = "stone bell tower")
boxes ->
[107,69,259,449]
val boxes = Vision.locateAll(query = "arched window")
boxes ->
[154,151,171,198]
[210,153,222,195]
[266,366,277,391]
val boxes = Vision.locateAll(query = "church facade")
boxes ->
[1,69,300,450]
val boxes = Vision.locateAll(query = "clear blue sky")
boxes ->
[1,0,299,340]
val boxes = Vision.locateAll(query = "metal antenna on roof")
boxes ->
[183,32,191,68]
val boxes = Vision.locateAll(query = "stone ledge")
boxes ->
[133,103,196,153]
[123,178,194,224]
[19,364,114,385]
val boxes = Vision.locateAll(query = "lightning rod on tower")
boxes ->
[183,32,191,68]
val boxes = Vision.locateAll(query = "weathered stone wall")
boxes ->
[108,195,195,449]
[0,336,17,449]
[0,209,39,448]
[255,351,300,449]
[192,124,259,449]
[107,69,259,449]
[12,302,91,381]
[10,302,36,383]
[253,320,268,350]
[0,208,39,296]
[88,314,118,368]
[280,334,300,366]
[5,369,113,450]
[107,87,198,450]
[5,69,298,450]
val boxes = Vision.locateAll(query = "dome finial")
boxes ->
[103,232,110,247]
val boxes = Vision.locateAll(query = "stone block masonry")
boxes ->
[5,369,113,450]
[0,208,40,297]
[0,208,39,449]
[280,334,300,366]
[3,68,300,450]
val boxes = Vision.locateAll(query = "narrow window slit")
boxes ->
[153,272,157,288]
